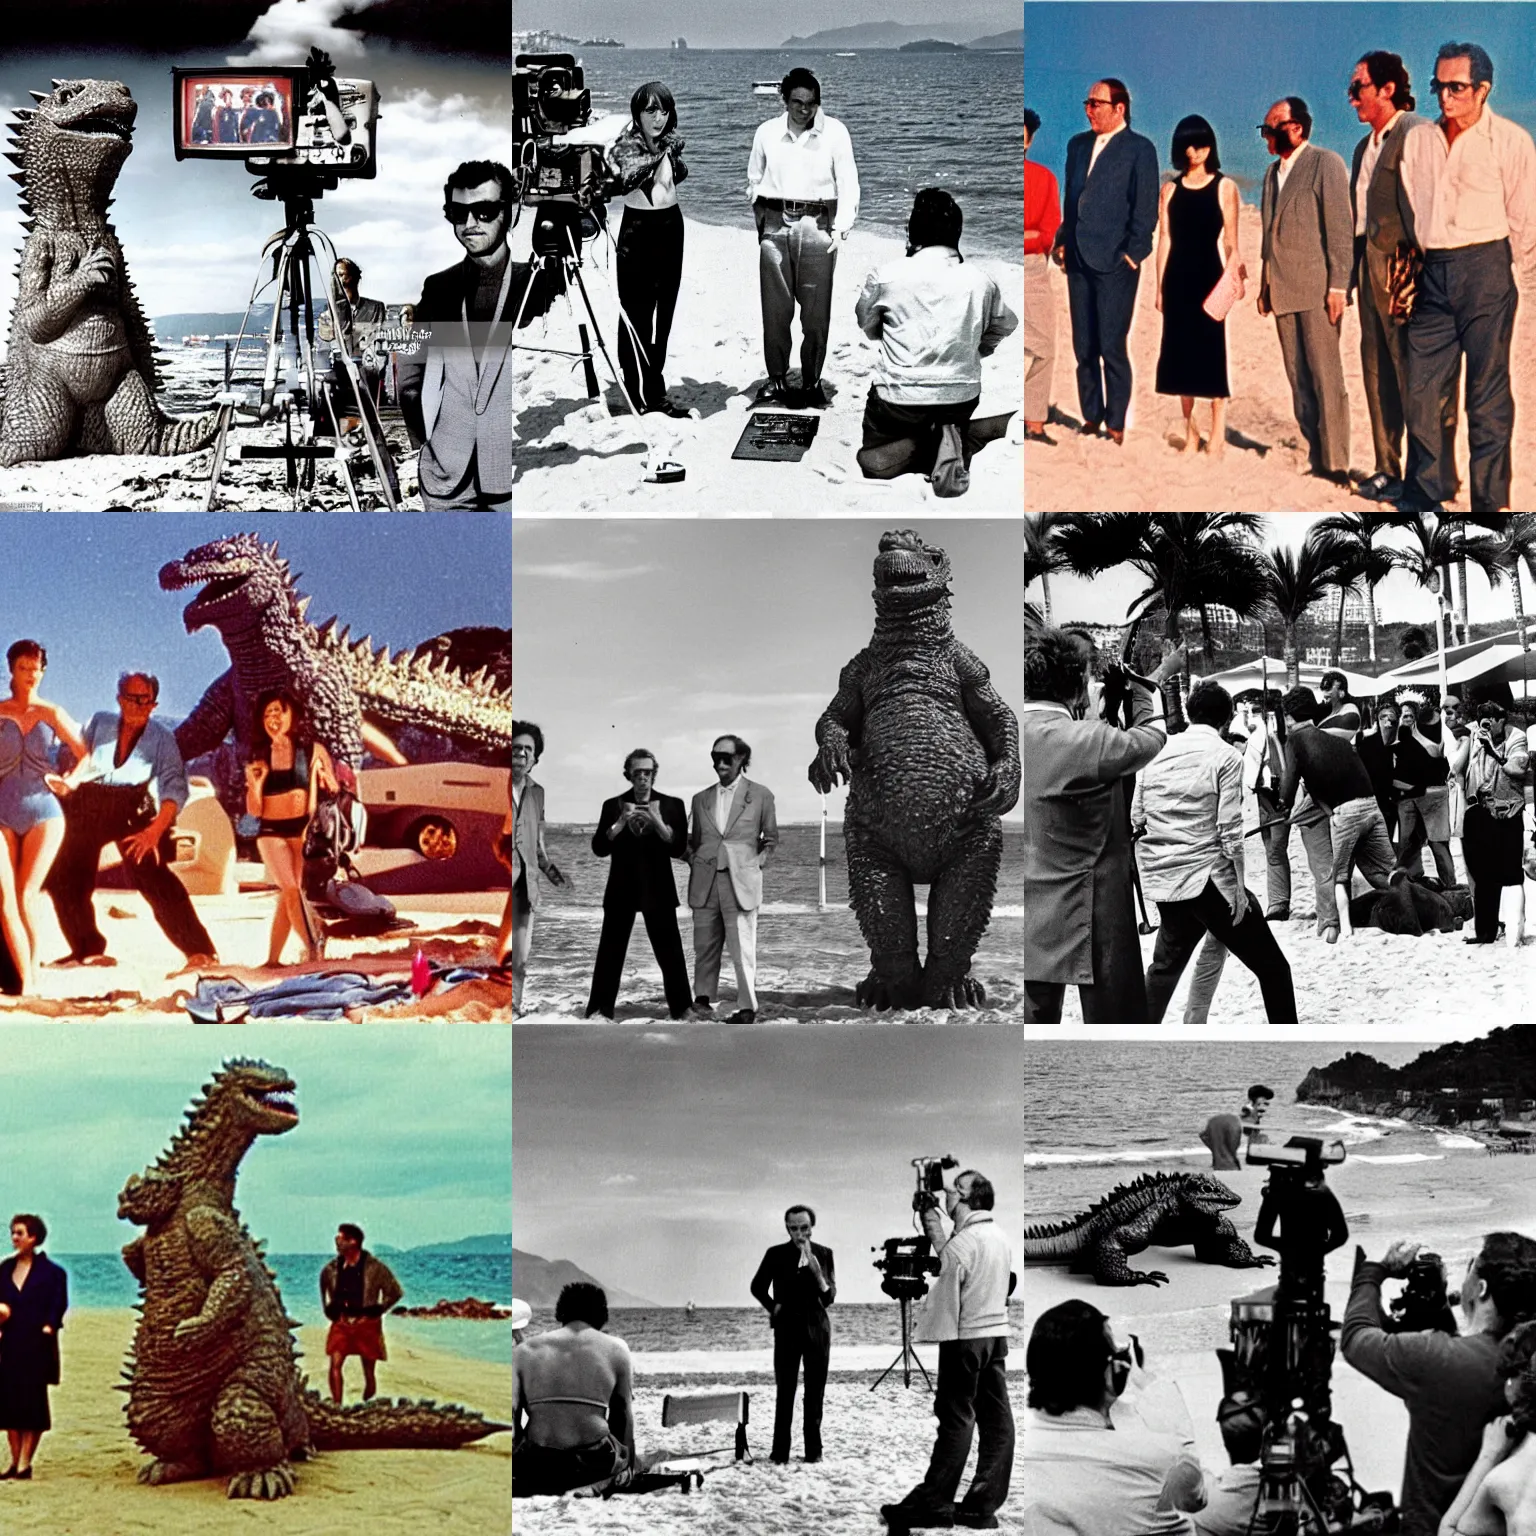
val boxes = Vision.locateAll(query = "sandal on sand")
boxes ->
[642,458,686,484]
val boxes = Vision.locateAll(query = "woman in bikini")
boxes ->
[0,641,85,992]
[244,688,336,968]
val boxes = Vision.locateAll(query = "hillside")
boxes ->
[409,1233,512,1256]
[512,1247,659,1309]
[969,28,1023,48]
[782,20,981,47]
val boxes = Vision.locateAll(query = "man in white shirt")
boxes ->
[853,188,1019,496]
[686,734,778,1023]
[1397,41,1536,514]
[747,68,861,407]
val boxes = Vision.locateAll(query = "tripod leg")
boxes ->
[316,379,363,512]
[562,232,648,422]
[576,324,600,398]
[202,403,235,511]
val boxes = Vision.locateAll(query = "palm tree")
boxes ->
[1314,511,1403,664]
[1260,530,1357,687]
[1025,514,1069,629]
[1485,514,1536,711]
[1390,513,1502,657]
[1452,515,1513,645]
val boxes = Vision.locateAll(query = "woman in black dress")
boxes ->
[1155,115,1243,459]
[0,1214,68,1478]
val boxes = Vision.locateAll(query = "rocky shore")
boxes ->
[396,1297,512,1319]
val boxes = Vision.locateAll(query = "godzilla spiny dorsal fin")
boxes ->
[50,79,64,90]
[27,91,47,104]
[2,153,21,168]
[12,109,35,121]
[7,173,25,186]
[17,220,32,234]
[296,594,312,620]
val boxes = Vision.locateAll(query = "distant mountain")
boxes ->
[151,309,276,344]
[781,21,983,48]
[901,39,967,52]
[410,1233,512,1256]
[513,1247,659,1309]
[969,27,1023,49]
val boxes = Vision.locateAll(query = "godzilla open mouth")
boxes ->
[195,574,252,604]
[69,113,133,142]
[247,1084,299,1121]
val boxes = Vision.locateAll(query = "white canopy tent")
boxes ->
[1190,659,1388,698]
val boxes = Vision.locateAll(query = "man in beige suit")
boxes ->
[1259,97,1355,483]
[687,735,779,1023]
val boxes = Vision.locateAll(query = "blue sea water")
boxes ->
[1026,3,1536,206]
[561,48,1024,259]
[59,1251,513,1365]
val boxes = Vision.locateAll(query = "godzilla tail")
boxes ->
[151,406,222,456]
[304,1390,510,1451]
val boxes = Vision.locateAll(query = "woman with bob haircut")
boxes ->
[607,81,691,417]
[0,1213,69,1479]
[1155,114,1243,459]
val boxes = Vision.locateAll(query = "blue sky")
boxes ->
[512,518,1024,823]
[0,1025,510,1252]
[0,513,508,723]
[512,1023,1021,1306]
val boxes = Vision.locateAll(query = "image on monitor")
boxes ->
[177,72,297,155]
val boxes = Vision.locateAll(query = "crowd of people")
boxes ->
[1024,41,1536,513]
[513,1167,1014,1528]
[1019,1228,1536,1536]
[1022,624,1534,1024]
[188,83,291,146]
[517,69,1019,495]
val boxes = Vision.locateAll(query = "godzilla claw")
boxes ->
[854,968,922,1011]
[923,974,986,1010]
[1136,1271,1170,1287]
[806,746,853,794]
[139,1458,205,1486]
[227,1462,297,1500]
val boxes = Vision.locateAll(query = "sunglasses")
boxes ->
[711,752,738,765]
[1258,121,1299,137]
[444,200,508,224]
[1431,79,1479,97]
[1347,80,1368,100]
[119,693,156,707]
[1083,98,1115,109]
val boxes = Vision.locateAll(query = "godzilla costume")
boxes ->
[119,1059,507,1499]
[0,80,219,464]
[159,533,511,815]
[1021,1172,1278,1287]
[808,530,1020,1010]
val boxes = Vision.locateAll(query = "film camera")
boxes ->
[871,1157,956,1300]
[1216,1138,1400,1534]
[1385,1252,1458,1336]
[514,53,610,208]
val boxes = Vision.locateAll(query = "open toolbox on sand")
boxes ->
[731,411,822,462]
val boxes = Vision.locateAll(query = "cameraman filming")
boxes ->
[881,1170,1013,1531]
[1340,1231,1536,1535]
[1461,701,1531,947]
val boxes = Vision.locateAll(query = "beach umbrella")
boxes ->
[1196,658,1385,697]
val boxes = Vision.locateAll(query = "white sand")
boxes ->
[512,217,1024,515]
[1025,203,1536,512]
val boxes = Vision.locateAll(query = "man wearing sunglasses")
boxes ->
[1397,41,1536,515]
[686,735,777,1023]
[398,159,517,510]
[1258,96,1355,488]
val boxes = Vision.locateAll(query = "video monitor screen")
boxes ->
[174,71,298,156]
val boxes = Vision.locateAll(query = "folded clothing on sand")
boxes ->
[182,964,507,1020]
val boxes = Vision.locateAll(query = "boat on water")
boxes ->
[752,81,779,95]
[835,51,857,56]
[181,334,211,346]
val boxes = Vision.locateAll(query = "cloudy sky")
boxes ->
[1031,514,1527,631]
[512,1023,1021,1306]
[513,518,1024,824]
[0,1025,509,1252]
[0,513,508,723]
[0,13,508,337]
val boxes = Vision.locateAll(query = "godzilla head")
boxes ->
[159,533,298,636]
[1189,1173,1242,1216]
[9,80,137,216]
[212,1057,300,1135]
[872,530,952,615]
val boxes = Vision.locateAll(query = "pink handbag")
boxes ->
[1202,262,1246,323]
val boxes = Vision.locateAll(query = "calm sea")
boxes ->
[1026,3,1536,207]
[541,822,1025,914]
[59,1251,513,1365]
[565,48,1024,259]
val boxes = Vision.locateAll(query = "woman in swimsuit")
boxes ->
[1439,1320,1536,1535]
[0,642,85,993]
[244,688,336,968]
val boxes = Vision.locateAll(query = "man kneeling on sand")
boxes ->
[854,189,1018,497]
[514,1282,640,1497]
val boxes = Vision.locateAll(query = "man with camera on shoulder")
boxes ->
[1341,1231,1536,1535]
[882,1169,1013,1531]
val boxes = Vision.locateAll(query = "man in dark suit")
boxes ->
[1049,78,1158,444]
[586,747,693,1019]
[750,1204,836,1463]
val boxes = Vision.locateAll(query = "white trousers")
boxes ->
[692,870,758,1010]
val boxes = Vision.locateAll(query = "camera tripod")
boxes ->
[869,1295,933,1392]
[204,174,399,510]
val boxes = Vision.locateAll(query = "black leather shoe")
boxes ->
[803,1454,822,1463]
[881,1505,954,1530]
[726,1008,756,1023]
[1354,472,1402,502]
[1024,427,1057,444]
[770,1453,790,1465]
[1464,935,1496,945]
[797,382,830,408]
[954,1514,1000,1530]
[692,997,714,1012]
[755,377,791,404]
[1077,421,1102,436]
[1264,907,1291,922]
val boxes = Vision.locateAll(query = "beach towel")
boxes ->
[184,972,413,1021]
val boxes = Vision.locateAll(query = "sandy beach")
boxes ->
[20,1309,509,1532]
[0,881,509,1021]
[512,1345,1026,1534]
[1022,1139,1536,1502]
[1024,202,1536,512]
[512,217,1024,514]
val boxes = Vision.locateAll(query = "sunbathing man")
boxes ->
[514,1282,639,1497]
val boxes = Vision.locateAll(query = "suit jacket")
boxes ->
[0,1251,68,1386]
[750,1241,836,1339]
[1260,142,1355,315]
[1021,699,1166,986]
[513,778,553,910]
[1350,111,1422,257]
[687,778,779,910]
[1054,126,1159,274]
[591,790,689,912]
[397,258,514,497]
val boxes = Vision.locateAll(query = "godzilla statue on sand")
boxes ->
[808,530,1019,1010]
[119,1058,507,1499]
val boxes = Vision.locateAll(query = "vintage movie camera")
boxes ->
[911,1154,959,1215]
[871,1235,940,1302]
[172,48,378,185]
[1216,1138,1399,1534]
[1385,1252,1458,1336]
[514,53,611,209]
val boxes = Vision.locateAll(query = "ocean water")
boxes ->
[1026,3,1536,208]
[58,1251,513,1365]
[561,48,1024,259]
[540,823,1025,914]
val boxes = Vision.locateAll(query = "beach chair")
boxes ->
[659,1389,753,1465]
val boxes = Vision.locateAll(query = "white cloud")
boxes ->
[227,0,372,65]
[517,562,662,582]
